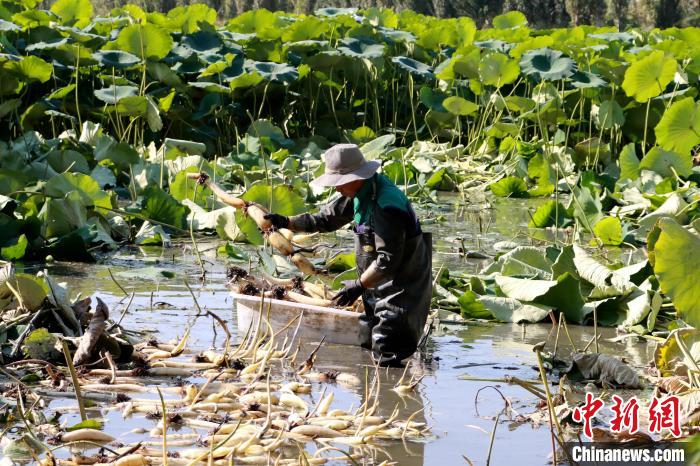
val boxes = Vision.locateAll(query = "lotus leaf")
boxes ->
[652,218,700,327]
[622,50,676,102]
[490,176,528,197]
[113,23,173,60]
[442,96,478,116]
[182,30,222,54]
[238,183,307,245]
[337,37,384,59]
[134,185,188,229]
[50,0,92,25]
[92,50,140,69]
[520,48,577,81]
[247,61,298,84]
[45,172,112,210]
[492,11,527,29]
[4,55,52,82]
[478,52,519,87]
[529,200,570,228]
[639,146,692,178]
[391,56,433,79]
[654,97,700,155]
[569,70,606,88]
[478,295,552,323]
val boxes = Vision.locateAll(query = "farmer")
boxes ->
[264,144,432,367]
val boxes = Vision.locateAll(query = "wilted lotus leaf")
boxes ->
[568,353,642,388]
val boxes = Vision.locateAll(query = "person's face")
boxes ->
[335,179,365,198]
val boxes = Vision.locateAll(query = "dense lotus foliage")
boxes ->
[0,0,699,329]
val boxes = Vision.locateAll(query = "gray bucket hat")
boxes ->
[310,144,380,188]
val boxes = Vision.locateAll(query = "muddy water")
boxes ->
[21,196,656,465]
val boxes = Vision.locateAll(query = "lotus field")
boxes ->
[0,0,700,461]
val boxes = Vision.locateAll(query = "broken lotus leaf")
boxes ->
[72,297,109,366]
[568,352,642,388]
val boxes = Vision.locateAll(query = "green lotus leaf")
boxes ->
[503,96,535,113]
[94,135,139,169]
[442,96,478,116]
[230,71,264,90]
[622,50,676,102]
[639,146,693,178]
[314,7,356,17]
[474,39,512,53]
[476,295,552,323]
[92,50,140,69]
[0,20,21,32]
[133,185,188,229]
[114,23,173,60]
[282,16,328,42]
[490,176,528,198]
[492,11,527,29]
[569,186,603,232]
[166,4,217,34]
[618,143,640,181]
[652,218,700,327]
[592,216,623,246]
[11,10,54,28]
[94,85,138,104]
[589,32,636,43]
[25,37,70,51]
[46,149,89,174]
[181,30,222,54]
[147,62,184,88]
[595,99,625,129]
[419,87,446,112]
[569,70,606,88]
[4,55,52,82]
[238,183,307,245]
[337,37,384,59]
[0,98,20,119]
[520,48,577,81]
[478,52,519,87]
[654,97,700,155]
[226,9,284,40]
[500,272,584,321]
[50,0,92,25]
[529,200,570,228]
[114,95,147,116]
[247,61,298,84]
[1,234,28,261]
[45,172,112,210]
[392,56,433,79]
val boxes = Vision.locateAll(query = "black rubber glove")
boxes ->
[332,278,364,306]
[263,213,289,230]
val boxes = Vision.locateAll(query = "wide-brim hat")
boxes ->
[310,143,380,188]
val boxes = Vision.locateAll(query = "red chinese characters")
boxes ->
[610,395,640,434]
[648,395,681,437]
[572,392,605,439]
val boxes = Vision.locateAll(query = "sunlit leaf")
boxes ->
[622,50,676,102]
[114,23,173,60]
[652,218,700,327]
[654,97,700,155]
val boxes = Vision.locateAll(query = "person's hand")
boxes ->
[263,213,289,230]
[332,278,364,306]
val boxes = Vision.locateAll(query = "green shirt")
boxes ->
[352,174,410,226]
